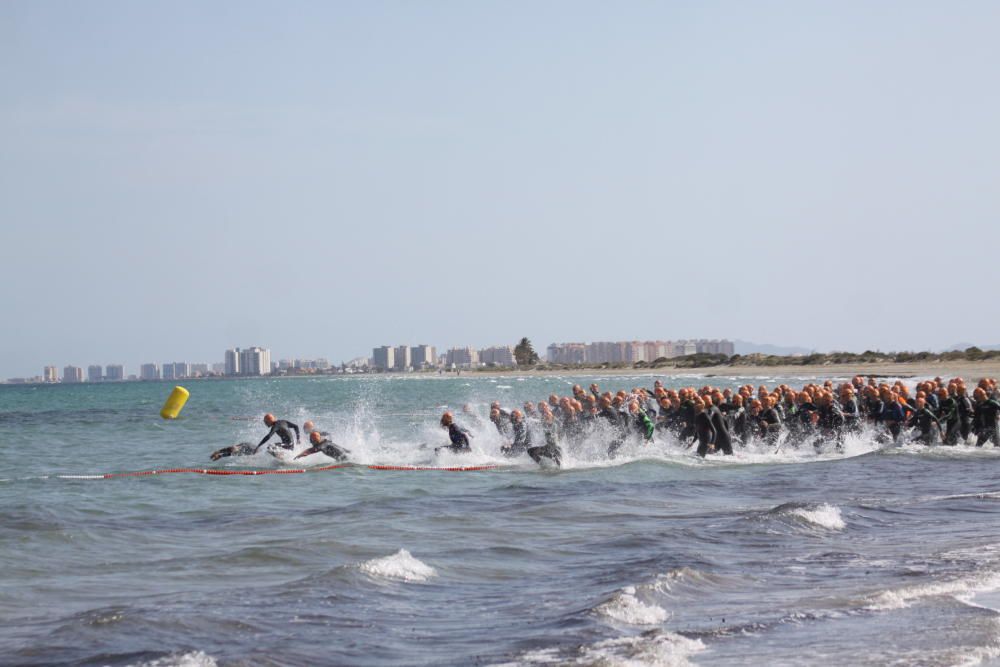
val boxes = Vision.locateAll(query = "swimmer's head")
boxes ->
[440,411,454,427]
[303,420,315,433]
[309,431,323,445]
[263,413,276,426]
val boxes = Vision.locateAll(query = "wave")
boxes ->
[865,571,1000,611]
[762,502,847,533]
[787,503,846,531]
[127,652,218,667]
[594,586,670,626]
[491,630,705,667]
[358,549,437,582]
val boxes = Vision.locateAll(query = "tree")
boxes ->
[514,337,539,366]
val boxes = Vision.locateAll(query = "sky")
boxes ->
[2,1,999,377]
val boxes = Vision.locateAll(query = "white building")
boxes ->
[87,365,102,382]
[411,345,437,369]
[239,347,271,376]
[44,366,58,383]
[445,347,479,367]
[479,345,516,366]
[62,365,83,383]
[140,363,160,381]
[372,346,395,371]
[224,348,240,376]
[105,364,124,381]
[394,345,411,371]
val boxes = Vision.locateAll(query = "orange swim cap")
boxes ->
[263,413,276,426]
[310,431,323,445]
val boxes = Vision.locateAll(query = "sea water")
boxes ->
[1,374,999,666]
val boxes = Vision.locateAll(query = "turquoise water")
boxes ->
[2,374,999,666]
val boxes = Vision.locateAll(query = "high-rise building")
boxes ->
[372,346,395,371]
[238,347,271,376]
[43,366,58,383]
[189,363,209,376]
[140,363,160,380]
[394,345,411,371]
[479,345,516,366]
[163,363,176,380]
[224,348,240,376]
[173,362,189,378]
[62,365,83,383]
[105,364,124,381]
[411,345,437,369]
[445,347,478,367]
[87,365,102,382]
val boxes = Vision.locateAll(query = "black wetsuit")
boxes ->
[974,398,1000,447]
[256,420,300,451]
[694,411,716,458]
[883,401,906,442]
[708,405,734,455]
[841,398,861,432]
[442,423,472,453]
[527,421,562,467]
[678,401,697,443]
[296,438,350,461]
[911,408,942,445]
[937,396,960,445]
[957,395,974,441]
[502,420,531,456]
[731,407,748,443]
[211,442,256,461]
[600,407,627,457]
[759,407,782,445]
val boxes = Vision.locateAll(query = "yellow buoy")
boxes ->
[160,386,190,419]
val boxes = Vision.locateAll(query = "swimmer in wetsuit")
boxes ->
[210,442,256,461]
[253,413,301,453]
[294,430,350,461]
[527,409,562,467]
[501,409,531,457]
[437,412,472,453]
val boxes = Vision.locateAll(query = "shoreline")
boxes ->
[7,360,1000,388]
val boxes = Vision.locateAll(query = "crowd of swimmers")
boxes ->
[210,376,1000,468]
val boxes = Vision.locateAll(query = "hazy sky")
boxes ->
[2,1,998,377]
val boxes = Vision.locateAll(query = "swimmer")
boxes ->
[210,442,256,461]
[527,410,562,467]
[910,397,942,445]
[693,400,717,457]
[303,420,329,437]
[437,412,472,453]
[253,414,301,453]
[294,430,350,461]
[501,409,531,457]
[707,399,734,455]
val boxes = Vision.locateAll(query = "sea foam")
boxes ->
[595,586,670,626]
[129,651,218,667]
[788,503,846,531]
[359,549,437,582]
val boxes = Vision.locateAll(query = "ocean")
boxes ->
[1,373,999,666]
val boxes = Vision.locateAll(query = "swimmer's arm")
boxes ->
[289,422,301,443]
[254,426,277,451]
[294,447,319,460]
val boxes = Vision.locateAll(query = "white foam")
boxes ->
[788,504,846,531]
[583,633,706,667]
[595,586,669,626]
[129,651,218,667]
[359,549,437,583]
[491,631,704,667]
[866,572,1000,611]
